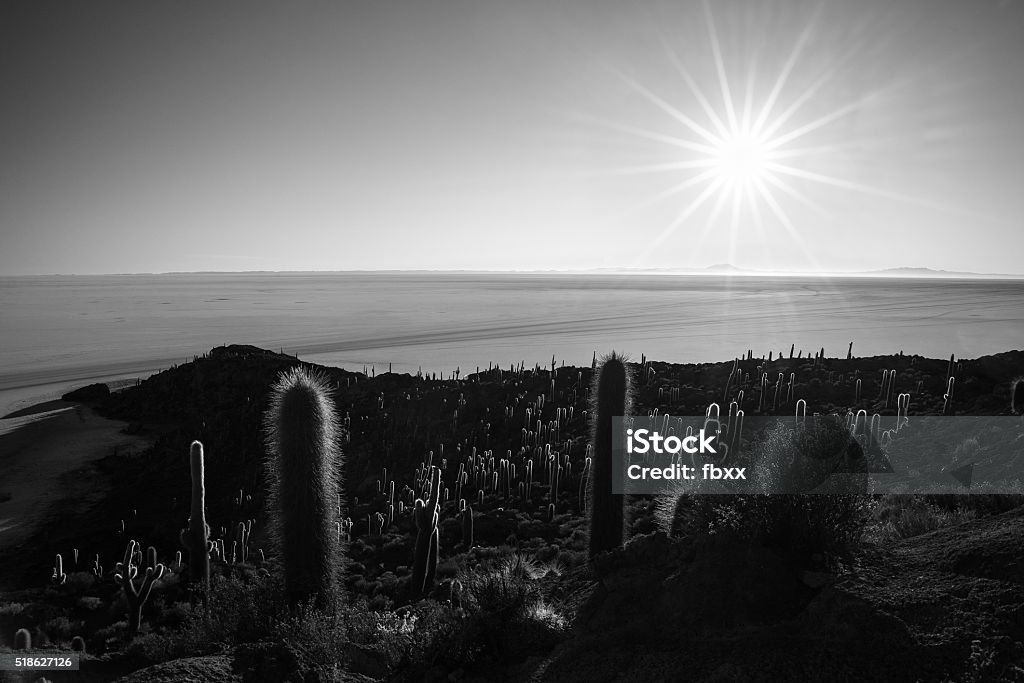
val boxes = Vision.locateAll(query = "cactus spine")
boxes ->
[179,440,210,593]
[264,367,342,608]
[588,352,631,558]
[412,467,441,597]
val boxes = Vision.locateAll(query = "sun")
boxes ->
[713,130,771,190]
[580,0,929,268]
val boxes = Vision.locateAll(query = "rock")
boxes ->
[798,569,834,588]
[347,642,391,679]
[113,654,238,682]
[798,586,914,647]
[232,641,300,683]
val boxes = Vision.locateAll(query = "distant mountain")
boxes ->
[580,264,1023,279]
[702,263,751,273]
[867,267,1023,279]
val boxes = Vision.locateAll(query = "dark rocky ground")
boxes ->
[1,344,1023,682]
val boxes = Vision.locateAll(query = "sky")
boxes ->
[2,0,1024,276]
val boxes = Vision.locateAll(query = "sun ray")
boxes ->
[754,177,825,271]
[612,168,722,221]
[689,175,737,262]
[764,162,930,205]
[583,159,718,177]
[761,135,906,161]
[702,1,740,133]
[763,95,881,151]
[744,177,766,242]
[566,112,719,155]
[704,177,734,232]
[765,161,998,219]
[757,65,840,142]
[651,175,728,247]
[760,171,831,220]
[727,181,744,266]
[750,4,821,136]
[763,64,930,151]
[756,31,879,143]
[610,67,723,145]
[660,37,732,141]
[740,55,757,135]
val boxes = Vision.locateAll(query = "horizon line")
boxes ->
[2,267,1024,279]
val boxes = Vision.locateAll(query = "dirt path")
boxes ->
[0,402,152,553]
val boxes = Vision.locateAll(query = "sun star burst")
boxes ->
[583,0,936,270]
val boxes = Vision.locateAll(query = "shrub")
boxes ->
[865,495,976,542]
[657,417,873,569]
[462,552,542,619]
[40,615,80,641]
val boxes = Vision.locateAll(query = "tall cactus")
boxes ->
[179,440,210,593]
[412,467,441,597]
[264,366,342,608]
[588,352,631,558]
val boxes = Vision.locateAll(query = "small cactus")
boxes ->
[14,627,31,650]
[1012,378,1024,415]
[943,376,956,415]
[411,467,441,597]
[51,554,66,586]
[114,540,165,639]
[460,505,474,549]
[71,635,86,653]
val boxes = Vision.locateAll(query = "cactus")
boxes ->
[178,441,210,594]
[71,635,86,653]
[1012,378,1024,415]
[460,504,474,549]
[371,511,385,538]
[896,393,910,432]
[51,553,66,586]
[14,628,31,650]
[412,467,441,597]
[264,366,342,608]
[588,352,631,559]
[114,540,165,638]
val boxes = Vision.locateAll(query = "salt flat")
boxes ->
[1,272,1022,415]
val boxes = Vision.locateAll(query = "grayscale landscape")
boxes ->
[2,0,1024,680]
